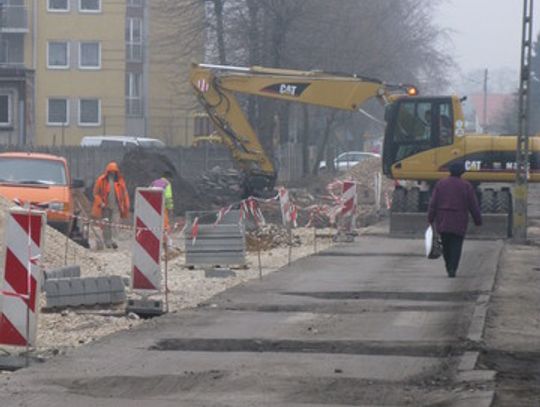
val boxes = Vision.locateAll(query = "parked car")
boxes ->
[319,151,381,171]
[0,152,84,235]
[80,135,166,148]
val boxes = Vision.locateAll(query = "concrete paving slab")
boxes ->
[456,370,497,383]
[458,351,480,371]
[140,308,466,342]
[452,391,495,407]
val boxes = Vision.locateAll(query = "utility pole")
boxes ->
[513,0,534,242]
[482,68,488,132]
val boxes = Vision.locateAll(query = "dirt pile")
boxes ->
[120,149,203,214]
[340,156,392,226]
[342,156,393,200]
[0,196,115,277]
[269,157,390,228]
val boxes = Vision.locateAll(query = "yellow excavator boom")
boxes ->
[189,63,416,192]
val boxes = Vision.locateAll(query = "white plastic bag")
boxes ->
[425,225,442,259]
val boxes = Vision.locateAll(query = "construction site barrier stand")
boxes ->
[131,187,165,292]
[0,207,46,347]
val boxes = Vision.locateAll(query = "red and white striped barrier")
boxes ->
[191,217,200,245]
[0,208,45,347]
[247,198,266,226]
[341,181,357,217]
[279,188,293,226]
[341,181,358,231]
[131,188,164,291]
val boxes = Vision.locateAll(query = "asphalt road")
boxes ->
[0,235,501,406]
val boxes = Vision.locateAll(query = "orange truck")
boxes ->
[0,152,84,237]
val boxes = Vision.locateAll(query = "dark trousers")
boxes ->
[440,233,464,275]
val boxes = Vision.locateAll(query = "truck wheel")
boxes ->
[391,188,406,212]
[405,188,420,212]
[481,189,495,213]
[495,189,511,214]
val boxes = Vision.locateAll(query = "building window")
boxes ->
[127,0,143,6]
[79,99,100,126]
[79,42,101,69]
[0,94,11,126]
[126,72,142,116]
[48,0,69,12]
[126,18,143,62]
[47,41,69,69]
[79,0,101,12]
[48,98,69,126]
[0,40,8,64]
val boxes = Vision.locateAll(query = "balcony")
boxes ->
[126,97,143,117]
[1,5,28,33]
[0,37,24,68]
[126,43,143,63]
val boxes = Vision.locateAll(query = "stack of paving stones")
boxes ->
[43,266,126,309]
[43,265,82,281]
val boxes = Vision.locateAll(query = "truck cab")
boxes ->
[0,152,83,235]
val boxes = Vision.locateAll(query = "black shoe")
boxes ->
[447,269,456,278]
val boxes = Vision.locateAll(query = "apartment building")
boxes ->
[0,0,33,144]
[0,0,202,146]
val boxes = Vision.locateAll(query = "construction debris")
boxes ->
[246,224,302,251]
[196,166,245,206]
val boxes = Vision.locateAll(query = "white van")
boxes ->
[80,135,166,148]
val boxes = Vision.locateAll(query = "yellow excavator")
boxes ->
[190,63,537,237]
[189,63,418,192]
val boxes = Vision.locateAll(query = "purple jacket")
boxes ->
[427,176,482,236]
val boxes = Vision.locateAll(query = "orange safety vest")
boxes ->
[91,171,130,219]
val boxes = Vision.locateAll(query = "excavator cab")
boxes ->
[383,96,455,176]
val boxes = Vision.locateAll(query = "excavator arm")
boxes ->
[189,63,417,194]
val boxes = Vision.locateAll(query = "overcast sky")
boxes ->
[436,0,540,72]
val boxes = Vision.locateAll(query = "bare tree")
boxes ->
[150,0,206,111]
[273,1,452,172]
[207,0,228,64]
[159,0,452,171]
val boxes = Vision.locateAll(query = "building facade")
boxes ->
[0,0,201,146]
[0,0,34,144]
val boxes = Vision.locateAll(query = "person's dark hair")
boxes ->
[449,161,466,177]
[163,170,173,179]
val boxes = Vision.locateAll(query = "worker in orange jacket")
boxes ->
[91,162,130,249]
